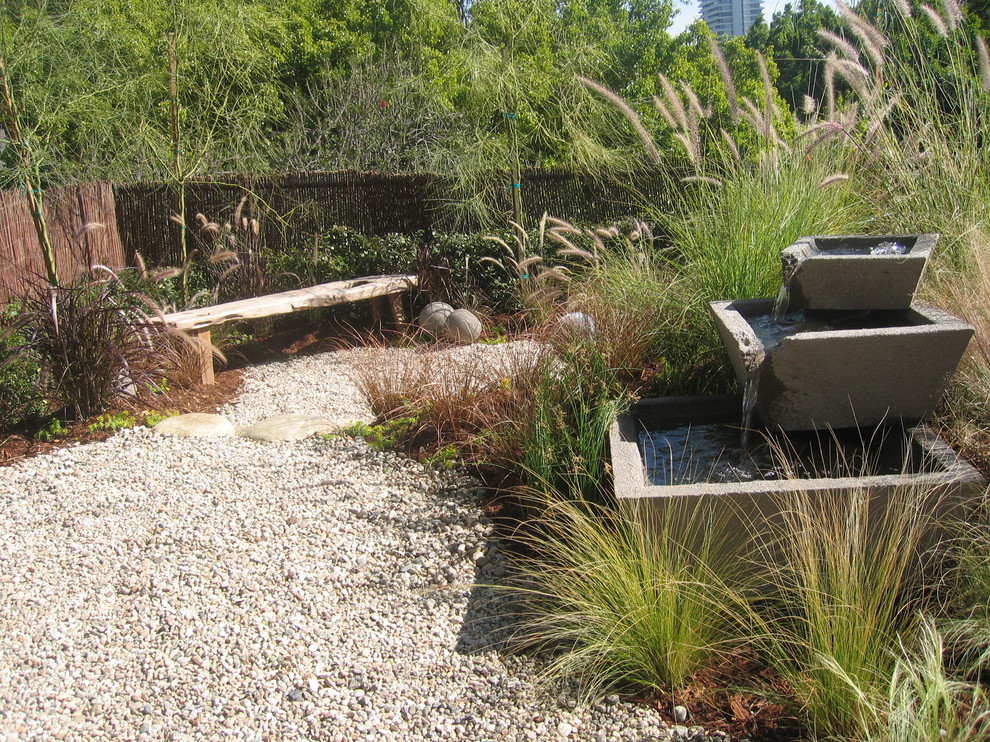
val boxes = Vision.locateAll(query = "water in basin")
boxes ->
[640,423,936,486]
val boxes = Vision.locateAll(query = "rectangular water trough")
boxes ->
[610,395,987,548]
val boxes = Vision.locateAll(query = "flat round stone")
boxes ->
[153,413,236,437]
[237,414,348,441]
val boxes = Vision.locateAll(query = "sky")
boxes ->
[668,0,793,35]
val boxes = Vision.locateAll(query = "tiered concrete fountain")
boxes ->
[610,234,985,517]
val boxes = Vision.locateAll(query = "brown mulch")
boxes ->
[657,649,805,741]
[0,367,245,468]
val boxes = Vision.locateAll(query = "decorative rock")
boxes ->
[673,705,688,723]
[558,311,596,338]
[153,413,235,437]
[445,309,482,343]
[418,302,454,336]
[237,414,348,442]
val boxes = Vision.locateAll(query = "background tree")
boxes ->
[745,0,844,114]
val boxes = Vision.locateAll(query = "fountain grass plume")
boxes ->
[578,77,659,165]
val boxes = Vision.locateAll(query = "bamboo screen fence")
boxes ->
[0,182,125,304]
[1,169,676,303]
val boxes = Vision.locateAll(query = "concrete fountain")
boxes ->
[610,233,986,523]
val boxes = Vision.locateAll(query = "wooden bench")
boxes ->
[159,274,418,384]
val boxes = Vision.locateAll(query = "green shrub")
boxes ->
[267,227,418,291]
[88,411,137,432]
[35,417,68,442]
[340,416,421,452]
[0,301,46,433]
[142,409,180,427]
[422,231,521,310]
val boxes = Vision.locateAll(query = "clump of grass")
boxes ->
[752,479,952,740]
[663,151,866,305]
[18,270,171,420]
[941,490,990,677]
[505,491,752,700]
[929,230,990,469]
[515,341,623,504]
[871,616,990,742]
[346,337,547,464]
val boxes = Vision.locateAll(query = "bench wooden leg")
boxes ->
[387,292,408,326]
[370,296,385,329]
[193,329,215,385]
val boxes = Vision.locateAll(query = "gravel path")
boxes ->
[0,345,703,742]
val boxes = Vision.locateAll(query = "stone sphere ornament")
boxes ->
[445,309,483,343]
[417,302,453,335]
[558,311,597,338]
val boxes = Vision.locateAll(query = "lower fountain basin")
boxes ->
[610,396,986,541]
[710,298,974,431]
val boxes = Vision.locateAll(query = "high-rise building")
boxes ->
[700,0,763,36]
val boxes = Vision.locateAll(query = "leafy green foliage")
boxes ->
[88,411,137,432]
[340,416,421,452]
[0,301,46,433]
[422,443,460,470]
[746,0,846,113]
[142,409,179,427]
[35,417,67,441]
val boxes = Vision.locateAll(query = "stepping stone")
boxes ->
[237,414,347,442]
[154,413,236,437]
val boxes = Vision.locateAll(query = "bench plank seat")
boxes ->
[159,274,418,385]
[161,274,417,331]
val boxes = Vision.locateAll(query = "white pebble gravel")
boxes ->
[0,343,686,741]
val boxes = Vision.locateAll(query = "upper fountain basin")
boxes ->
[782,233,937,312]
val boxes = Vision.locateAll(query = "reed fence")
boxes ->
[1,169,676,303]
[0,182,124,304]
